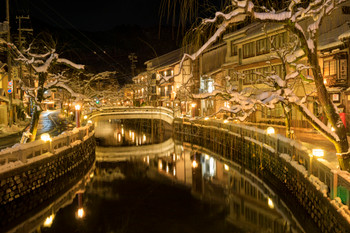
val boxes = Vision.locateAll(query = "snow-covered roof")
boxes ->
[318,22,350,50]
[145,47,190,70]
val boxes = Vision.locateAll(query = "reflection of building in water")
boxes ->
[144,142,302,233]
[227,173,294,233]
[95,118,172,147]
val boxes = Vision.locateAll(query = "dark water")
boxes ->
[10,119,304,233]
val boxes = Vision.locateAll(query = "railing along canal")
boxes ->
[0,124,94,167]
[174,118,350,233]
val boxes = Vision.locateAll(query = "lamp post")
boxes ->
[191,103,197,118]
[75,104,81,128]
[310,148,324,175]
[41,133,52,153]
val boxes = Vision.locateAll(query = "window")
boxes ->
[323,60,336,76]
[256,66,270,82]
[231,41,238,56]
[243,69,256,84]
[271,32,288,49]
[256,38,270,55]
[243,42,255,58]
[272,65,283,77]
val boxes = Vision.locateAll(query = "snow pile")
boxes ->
[308,175,328,197]
[331,197,350,223]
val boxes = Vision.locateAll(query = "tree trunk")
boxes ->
[28,107,41,142]
[308,51,350,170]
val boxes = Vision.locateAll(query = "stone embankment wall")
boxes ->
[0,136,95,230]
[174,119,350,233]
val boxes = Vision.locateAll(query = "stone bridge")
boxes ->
[89,106,175,125]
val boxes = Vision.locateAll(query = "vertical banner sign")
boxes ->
[7,80,13,94]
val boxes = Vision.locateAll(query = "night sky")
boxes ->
[2,0,164,31]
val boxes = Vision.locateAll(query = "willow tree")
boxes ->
[163,0,350,171]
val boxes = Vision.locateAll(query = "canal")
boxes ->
[8,118,305,233]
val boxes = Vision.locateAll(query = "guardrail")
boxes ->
[0,124,94,167]
[176,118,349,202]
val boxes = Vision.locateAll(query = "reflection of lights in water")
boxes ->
[158,160,163,170]
[129,130,131,138]
[143,134,146,142]
[268,197,274,209]
[121,127,124,135]
[173,168,176,176]
[209,157,215,176]
[132,132,135,142]
[43,214,54,227]
[118,133,121,142]
[166,165,169,173]
[192,160,198,168]
[77,208,85,218]
[224,164,229,171]
[147,156,149,164]
[139,136,142,145]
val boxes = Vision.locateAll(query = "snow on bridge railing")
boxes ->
[88,106,176,121]
[177,117,350,206]
[0,124,94,172]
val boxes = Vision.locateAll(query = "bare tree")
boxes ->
[166,0,350,170]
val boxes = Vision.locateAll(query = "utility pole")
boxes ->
[128,53,137,77]
[6,0,13,127]
[17,15,33,101]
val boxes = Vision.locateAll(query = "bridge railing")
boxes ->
[0,124,94,166]
[89,106,173,116]
[177,118,349,204]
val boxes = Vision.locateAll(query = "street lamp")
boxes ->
[266,127,275,135]
[310,148,324,175]
[191,103,197,118]
[41,133,52,153]
[75,104,81,128]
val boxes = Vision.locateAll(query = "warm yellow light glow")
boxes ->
[204,117,209,120]
[268,197,274,209]
[143,134,146,142]
[132,132,135,142]
[312,149,324,157]
[87,120,92,124]
[266,127,275,135]
[146,156,149,164]
[192,160,198,168]
[90,172,94,178]
[166,165,169,173]
[41,133,52,142]
[75,104,81,111]
[158,160,163,170]
[224,164,229,171]
[83,115,88,120]
[324,79,327,84]
[118,133,121,142]
[77,208,85,218]
[331,127,335,132]
[43,214,54,227]
[224,119,229,123]
[173,168,176,176]
[121,127,124,135]
[205,154,209,160]
[69,112,73,115]
[191,103,197,108]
